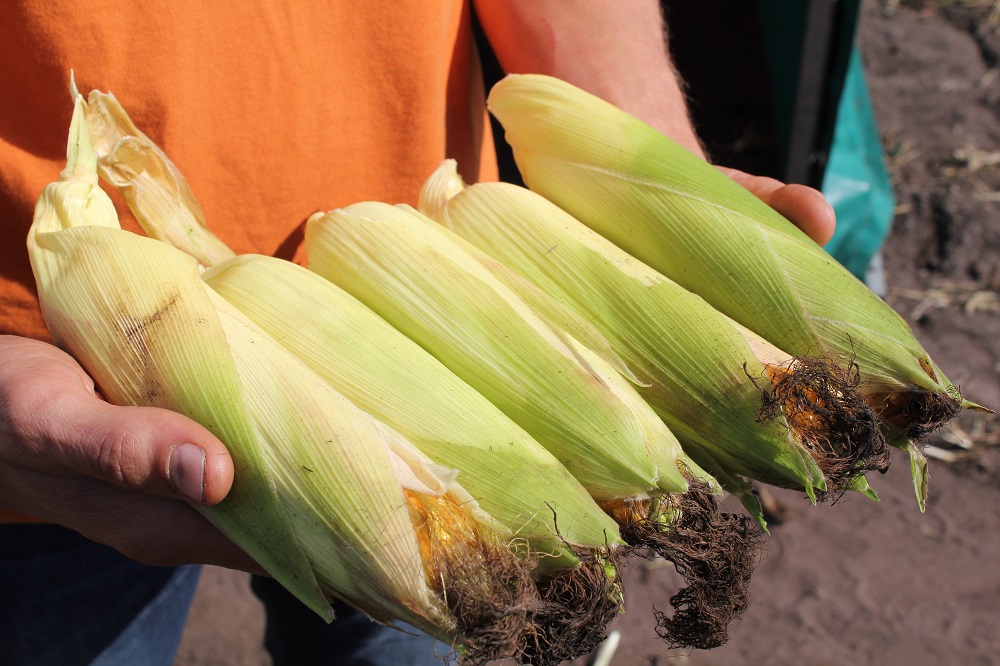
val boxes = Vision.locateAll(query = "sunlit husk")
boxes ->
[209,290,458,635]
[421,163,838,500]
[424,165,892,509]
[305,202,690,503]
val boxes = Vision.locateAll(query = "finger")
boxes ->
[716,168,837,245]
[9,369,234,505]
[769,184,837,246]
[81,487,263,572]
[28,471,264,572]
[62,400,234,505]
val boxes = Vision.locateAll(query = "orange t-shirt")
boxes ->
[0,1,497,522]
[0,0,497,340]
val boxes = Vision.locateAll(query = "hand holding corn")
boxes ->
[0,335,258,572]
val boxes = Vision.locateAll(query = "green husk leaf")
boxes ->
[421,163,892,499]
[906,440,929,512]
[489,75,980,500]
[487,73,974,478]
[846,473,880,502]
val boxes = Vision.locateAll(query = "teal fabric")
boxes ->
[822,48,895,279]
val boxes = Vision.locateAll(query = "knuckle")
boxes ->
[94,426,145,488]
[0,384,76,460]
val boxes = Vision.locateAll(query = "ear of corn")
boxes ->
[305,201,695,503]
[420,160,888,512]
[206,289,454,636]
[28,98,330,619]
[29,98,559,661]
[486,73,987,508]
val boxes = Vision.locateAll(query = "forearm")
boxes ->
[474,0,705,157]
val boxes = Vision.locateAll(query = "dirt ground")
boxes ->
[174,4,1000,665]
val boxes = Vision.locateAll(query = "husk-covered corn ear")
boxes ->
[486,73,988,508]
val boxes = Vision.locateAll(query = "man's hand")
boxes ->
[0,335,260,571]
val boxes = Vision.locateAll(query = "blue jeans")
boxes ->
[0,524,197,666]
[251,576,451,666]
[0,524,447,666]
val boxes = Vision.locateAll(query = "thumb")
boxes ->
[16,382,235,505]
[0,338,235,506]
[61,397,235,504]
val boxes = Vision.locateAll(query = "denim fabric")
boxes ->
[90,564,200,666]
[251,575,454,666]
[0,524,199,666]
[1,524,448,666]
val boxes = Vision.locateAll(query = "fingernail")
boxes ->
[169,444,206,503]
